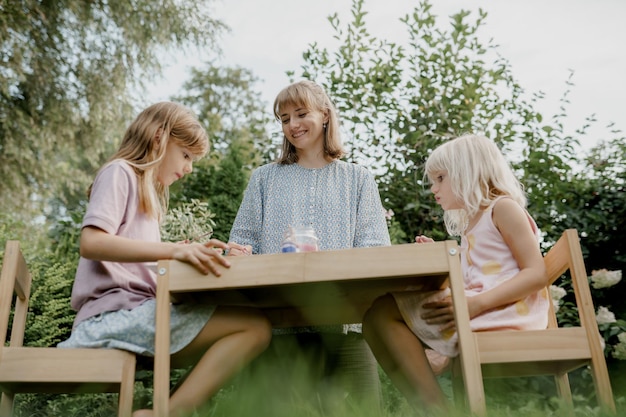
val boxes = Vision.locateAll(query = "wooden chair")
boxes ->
[450,229,616,416]
[0,240,137,417]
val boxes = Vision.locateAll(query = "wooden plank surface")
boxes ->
[161,242,451,292]
[158,243,452,326]
[158,242,450,327]
[304,242,452,282]
[165,251,306,292]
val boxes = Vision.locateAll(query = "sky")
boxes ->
[149,0,626,152]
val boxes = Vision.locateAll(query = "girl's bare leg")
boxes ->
[132,306,271,417]
[362,294,448,411]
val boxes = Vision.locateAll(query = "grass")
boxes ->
[192,335,626,417]
[13,338,626,416]
[196,369,624,417]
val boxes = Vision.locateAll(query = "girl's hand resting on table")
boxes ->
[173,239,231,276]
[415,235,435,244]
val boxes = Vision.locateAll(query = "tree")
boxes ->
[292,0,606,246]
[294,0,532,239]
[170,63,275,240]
[0,0,227,222]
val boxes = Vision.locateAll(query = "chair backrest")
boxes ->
[544,229,604,338]
[0,240,31,349]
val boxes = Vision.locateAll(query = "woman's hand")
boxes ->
[172,238,231,276]
[225,242,252,256]
[415,235,435,244]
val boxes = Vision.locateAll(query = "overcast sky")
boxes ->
[149,0,626,152]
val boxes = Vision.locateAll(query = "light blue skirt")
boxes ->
[57,299,216,356]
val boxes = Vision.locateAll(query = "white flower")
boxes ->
[549,285,567,312]
[596,306,617,325]
[550,285,567,301]
[383,208,394,221]
[612,332,626,360]
[590,269,622,289]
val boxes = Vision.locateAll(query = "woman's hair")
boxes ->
[91,101,208,220]
[424,134,526,236]
[273,80,345,164]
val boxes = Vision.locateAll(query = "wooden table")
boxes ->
[153,241,461,416]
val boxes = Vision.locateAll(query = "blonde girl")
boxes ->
[363,134,549,411]
[59,102,271,417]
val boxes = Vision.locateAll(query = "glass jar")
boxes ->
[280,228,297,253]
[281,225,319,253]
[292,225,319,252]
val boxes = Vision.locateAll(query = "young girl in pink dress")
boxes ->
[58,102,271,417]
[362,134,550,412]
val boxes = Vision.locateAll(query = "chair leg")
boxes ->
[450,356,487,416]
[554,373,574,413]
[0,393,14,417]
[451,359,466,410]
[118,354,137,417]
[589,362,616,413]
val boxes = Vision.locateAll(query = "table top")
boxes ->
[156,242,456,326]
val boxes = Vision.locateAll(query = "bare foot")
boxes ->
[132,410,153,417]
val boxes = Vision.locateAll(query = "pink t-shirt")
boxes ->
[70,160,160,327]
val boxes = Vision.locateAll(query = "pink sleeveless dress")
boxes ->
[392,197,550,357]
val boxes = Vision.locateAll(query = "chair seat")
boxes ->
[476,327,591,364]
[0,347,136,387]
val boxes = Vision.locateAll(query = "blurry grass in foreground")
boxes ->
[196,336,626,417]
[12,338,626,416]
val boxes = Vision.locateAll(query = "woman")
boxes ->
[228,80,391,409]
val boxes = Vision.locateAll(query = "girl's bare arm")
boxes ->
[80,226,230,275]
[467,198,547,319]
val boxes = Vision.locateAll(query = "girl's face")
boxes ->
[430,170,463,211]
[279,104,328,154]
[157,141,194,186]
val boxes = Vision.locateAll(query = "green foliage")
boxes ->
[171,141,256,242]
[570,139,626,319]
[174,64,275,163]
[47,206,85,262]
[0,212,49,255]
[170,62,274,241]
[293,0,625,259]
[0,0,226,223]
[161,199,216,243]
[14,393,120,417]
[295,0,552,241]
[383,210,408,245]
[25,259,76,347]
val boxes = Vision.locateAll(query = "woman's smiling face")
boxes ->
[279,104,327,154]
